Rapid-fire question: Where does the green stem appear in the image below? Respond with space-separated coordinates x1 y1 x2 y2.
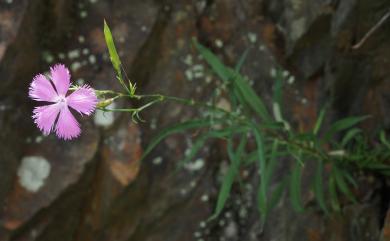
97 89 331 164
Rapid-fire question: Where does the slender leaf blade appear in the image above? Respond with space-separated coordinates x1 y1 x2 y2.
235 49 249 73
268 177 287 211
323 116 370 143
194 40 271 121
313 160 328 213
104 20 128 92
341 128 362 147
329 175 340 212
232 72 272 121
290 161 304 212
313 105 327 135
253 127 268 215
333 166 357 203
193 40 230 83
209 136 242 220
141 119 213 160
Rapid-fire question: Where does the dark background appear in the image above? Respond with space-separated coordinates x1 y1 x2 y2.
0 0 390 240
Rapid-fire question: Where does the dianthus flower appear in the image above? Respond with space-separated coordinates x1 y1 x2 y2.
29 64 97 140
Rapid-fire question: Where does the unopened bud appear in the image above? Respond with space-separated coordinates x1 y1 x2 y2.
97 98 114 108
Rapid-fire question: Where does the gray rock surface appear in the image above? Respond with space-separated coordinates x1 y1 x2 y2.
0 0 389 240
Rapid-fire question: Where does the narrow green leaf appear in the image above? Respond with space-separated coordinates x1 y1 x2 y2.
235 134 249 159
329 175 340 212
104 20 121 74
243 149 289 166
313 160 328 213
141 119 213 160
272 68 283 107
313 105 327 135
265 140 279 186
268 177 288 211
380 131 390 149
179 127 247 168
210 136 243 220
232 72 272 121
290 161 304 212
253 127 268 214
323 116 370 143
342 169 358 188
194 40 271 121
365 162 390 170
332 166 356 203
341 128 362 147
230 50 250 110
104 20 129 92
234 49 249 73
294 132 316 142
193 40 231 83
177 133 211 169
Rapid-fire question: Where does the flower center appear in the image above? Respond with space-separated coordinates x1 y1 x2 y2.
56 95 67 105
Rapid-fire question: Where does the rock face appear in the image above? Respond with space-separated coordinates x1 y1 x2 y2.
0 0 389 240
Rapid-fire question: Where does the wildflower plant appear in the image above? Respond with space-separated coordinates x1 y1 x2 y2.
29 21 390 222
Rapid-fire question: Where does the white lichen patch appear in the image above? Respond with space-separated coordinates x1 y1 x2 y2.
215 39 223 48
205 75 212 84
80 10 88 18
193 64 204 72
239 207 248 219
216 98 231 112
185 69 194 81
71 61 82 72
287 75 295 84
190 180 197 188
247 32 257 43
180 188 188 195
152 156 163 165
17 156 51 192
224 221 238 238
78 35 85 43
259 45 266 51
193 231 202 238
195 0 207 12
199 221 207 228
82 48 90 55
149 118 157 130
225 211 232 218
185 64 205 81
291 0 303 11
270 68 277 78
35 135 43 143
200 194 209 202
185 158 205 171
94 102 115 127
68 49 80 59
88 54 96 64
183 54 193 65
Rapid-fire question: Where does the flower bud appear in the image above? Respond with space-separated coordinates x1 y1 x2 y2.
97 98 115 108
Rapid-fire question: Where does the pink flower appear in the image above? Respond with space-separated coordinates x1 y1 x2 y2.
29 64 98 140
